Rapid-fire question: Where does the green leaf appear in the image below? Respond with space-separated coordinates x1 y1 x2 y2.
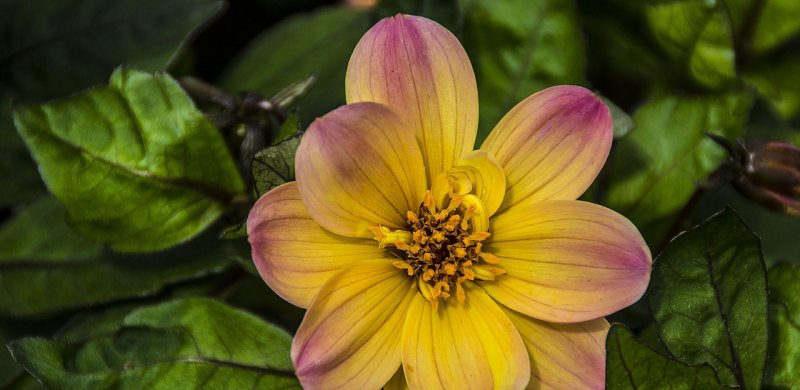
743 54 800 120
3 374 44 389
251 132 302 198
648 209 768 389
220 220 248 240
0 0 225 206
603 91 753 240
460 0 585 143
645 0 737 89
220 6 369 123
273 111 300 145
747 0 800 55
13 68 244 252
0 197 102 261
0 0 223 100
764 262 800 388
606 325 723 389
0 230 232 317
8 298 299 389
603 96 636 138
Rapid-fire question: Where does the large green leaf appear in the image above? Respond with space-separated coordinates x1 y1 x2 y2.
0 0 225 206
8 298 299 389
605 325 723 389
220 6 369 123
645 0 737 89
603 91 753 242
460 0 585 143
13 68 244 252
764 262 800 388
648 209 768 389
0 231 232 318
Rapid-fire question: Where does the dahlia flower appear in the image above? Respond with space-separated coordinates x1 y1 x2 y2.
248 14 651 389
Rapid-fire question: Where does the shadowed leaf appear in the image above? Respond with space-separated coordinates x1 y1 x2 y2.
603 91 753 245
764 262 800 387
8 298 299 389
648 209 768 389
606 325 723 389
460 0 585 143
0 0 225 206
220 6 369 124
251 132 302 198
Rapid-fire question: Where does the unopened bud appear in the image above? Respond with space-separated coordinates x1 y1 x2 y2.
732 141 800 217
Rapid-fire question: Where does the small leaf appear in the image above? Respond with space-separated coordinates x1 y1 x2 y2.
645 0 737 89
764 262 800 387
606 325 723 389
8 298 300 389
251 132 302 198
648 209 768 389
220 220 248 240
0 0 225 206
273 111 300 145
603 91 753 243
602 96 635 138
0 230 232 318
460 0 586 143
13 68 245 252
220 6 369 123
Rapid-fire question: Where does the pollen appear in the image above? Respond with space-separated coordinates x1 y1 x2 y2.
371 190 504 310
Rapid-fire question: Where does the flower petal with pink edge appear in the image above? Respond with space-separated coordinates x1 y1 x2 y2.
296 102 427 238
483 200 651 323
480 86 612 211
292 260 416 390
247 182 389 308
346 14 478 180
402 284 530 390
504 309 609 389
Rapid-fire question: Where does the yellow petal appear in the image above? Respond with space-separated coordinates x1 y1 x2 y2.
296 102 427 238
292 260 417 390
481 86 612 212
247 182 388 308
346 14 478 181
484 200 652 323
402 285 530 390
448 150 506 218
504 309 609 390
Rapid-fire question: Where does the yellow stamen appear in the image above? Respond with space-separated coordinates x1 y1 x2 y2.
378 189 504 310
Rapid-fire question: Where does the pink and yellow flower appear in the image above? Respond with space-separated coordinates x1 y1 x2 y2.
248 14 652 389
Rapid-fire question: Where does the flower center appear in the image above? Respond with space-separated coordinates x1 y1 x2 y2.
370 191 504 309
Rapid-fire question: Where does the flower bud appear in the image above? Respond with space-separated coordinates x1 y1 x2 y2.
733 141 800 216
